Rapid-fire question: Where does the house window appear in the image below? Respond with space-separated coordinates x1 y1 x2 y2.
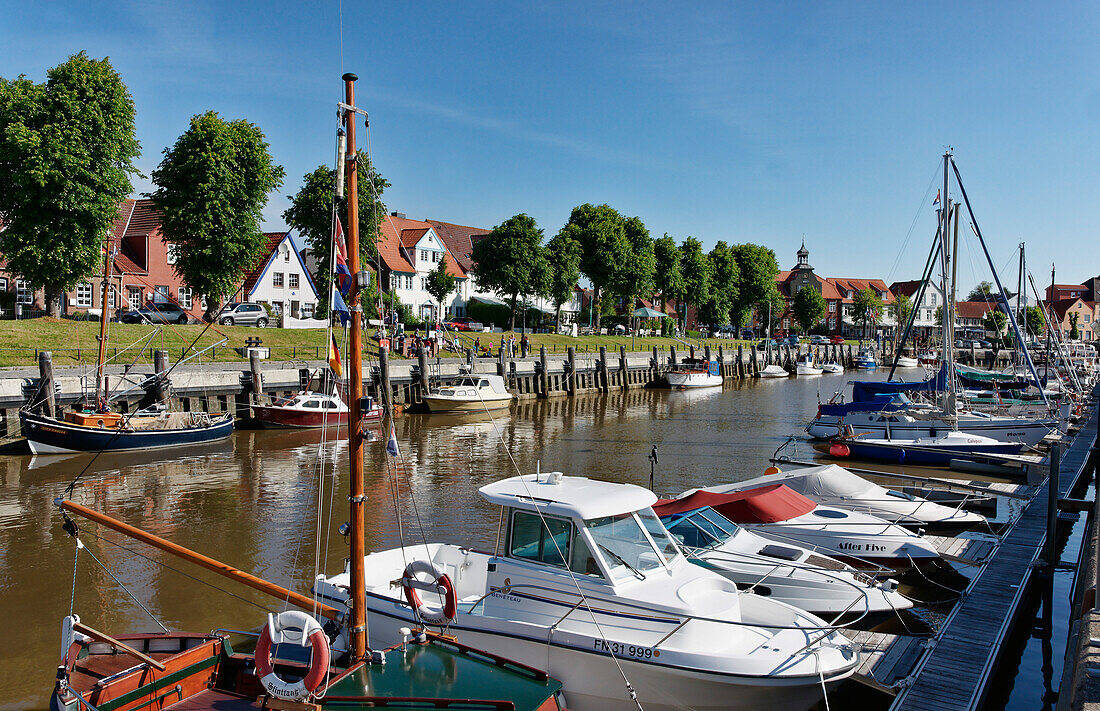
106 286 116 309
75 283 93 307
127 286 143 310
0 277 7 291
16 280 32 305
273 272 284 288
930 294 937 306
782 318 790 330
155 285 169 303
1085 314 1091 324
404 275 413 290
289 273 299 289
829 301 836 312
282 245 290 261
166 243 179 265
433 251 440 263
420 250 429 262
179 287 192 309
302 303 314 318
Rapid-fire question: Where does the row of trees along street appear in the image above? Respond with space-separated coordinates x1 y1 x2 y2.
0 52 795 332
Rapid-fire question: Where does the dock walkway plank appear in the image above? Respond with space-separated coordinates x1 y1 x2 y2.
891 409 1096 711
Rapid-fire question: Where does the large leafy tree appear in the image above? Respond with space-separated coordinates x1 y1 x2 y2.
731 243 781 328
425 255 456 323
852 288 883 338
471 213 550 331
150 111 284 320
700 241 739 326
892 293 912 330
1070 312 1080 340
967 280 995 302
545 231 581 331
679 237 712 329
653 234 685 314
793 286 826 333
613 216 655 307
1022 305 1045 337
0 52 140 316
559 203 629 331
983 308 1007 337
282 163 389 312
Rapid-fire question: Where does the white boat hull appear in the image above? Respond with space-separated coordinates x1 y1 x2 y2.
806 412 1055 446
422 394 512 412
760 365 789 378
795 365 823 376
668 372 723 389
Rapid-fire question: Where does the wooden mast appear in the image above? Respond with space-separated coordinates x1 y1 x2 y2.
342 72 369 660
95 235 113 407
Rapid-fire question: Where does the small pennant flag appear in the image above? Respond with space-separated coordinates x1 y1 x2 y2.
334 216 352 298
932 190 940 207
386 425 400 457
328 332 342 376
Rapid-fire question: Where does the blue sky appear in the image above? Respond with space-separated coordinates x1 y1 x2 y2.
2 1 1098 295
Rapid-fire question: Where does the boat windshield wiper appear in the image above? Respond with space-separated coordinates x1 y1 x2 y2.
596 543 646 580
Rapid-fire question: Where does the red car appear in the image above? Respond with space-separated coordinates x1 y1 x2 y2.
830 335 845 344
446 317 482 331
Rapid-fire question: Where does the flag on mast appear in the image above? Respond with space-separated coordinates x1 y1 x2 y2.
328 331 342 376
386 425 400 457
334 216 352 297
932 190 940 207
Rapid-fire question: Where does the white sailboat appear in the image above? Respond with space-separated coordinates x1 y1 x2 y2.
795 352 823 376
315 473 859 711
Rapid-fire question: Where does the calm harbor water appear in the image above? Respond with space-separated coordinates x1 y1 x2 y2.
0 369 1042 709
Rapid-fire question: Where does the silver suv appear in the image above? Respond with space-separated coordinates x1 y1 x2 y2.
219 302 269 327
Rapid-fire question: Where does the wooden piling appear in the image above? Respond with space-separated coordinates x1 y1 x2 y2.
1047 442 1061 569
670 346 677 368
417 347 429 402
619 345 628 391
249 350 263 405
566 346 576 395
750 344 759 376
38 351 55 418
379 348 392 413
540 346 549 398
153 350 170 404
598 345 609 393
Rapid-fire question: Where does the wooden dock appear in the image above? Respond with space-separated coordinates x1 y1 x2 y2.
889 408 1098 711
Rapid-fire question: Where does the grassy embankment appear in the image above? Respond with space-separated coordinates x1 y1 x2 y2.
0 318 849 369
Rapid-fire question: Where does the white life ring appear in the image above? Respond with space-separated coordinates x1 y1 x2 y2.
401 560 457 625
254 611 329 701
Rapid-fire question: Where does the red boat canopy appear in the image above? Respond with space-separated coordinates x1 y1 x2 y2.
653 484 817 524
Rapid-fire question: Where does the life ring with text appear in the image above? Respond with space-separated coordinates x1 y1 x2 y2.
254 611 330 701
402 559 458 625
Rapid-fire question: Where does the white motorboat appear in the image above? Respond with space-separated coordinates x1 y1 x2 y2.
893 356 920 368
711 464 985 533
852 348 877 369
795 353 823 376
422 374 513 413
821 362 844 373
760 364 790 378
667 358 723 389
672 484 940 567
654 501 912 617
315 473 859 711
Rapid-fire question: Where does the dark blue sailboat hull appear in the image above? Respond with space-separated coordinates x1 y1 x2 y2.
20 410 234 454
837 438 1024 466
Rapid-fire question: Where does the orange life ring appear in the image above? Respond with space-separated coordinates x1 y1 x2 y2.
254 611 330 701
402 560 458 625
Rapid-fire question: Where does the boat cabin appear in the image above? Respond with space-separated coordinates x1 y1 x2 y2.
479 473 683 584
437 374 509 397
271 391 348 412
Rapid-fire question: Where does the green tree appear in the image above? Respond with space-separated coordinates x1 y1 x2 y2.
654 234 685 315
934 305 944 329
793 286 826 333
731 244 781 328
560 203 629 332
425 255 457 323
471 213 550 331
679 237 712 329
0 52 141 316
1070 312 1080 340
757 288 785 335
967 280 995 302
282 163 388 312
983 308 1007 337
1022 305 1045 337
700 241 740 326
150 111 284 320
614 216 655 307
852 288 883 338
545 231 581 331
892 293 912 330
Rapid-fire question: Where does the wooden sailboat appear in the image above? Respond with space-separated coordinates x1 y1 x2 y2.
21 233 232 454
50 73 564 711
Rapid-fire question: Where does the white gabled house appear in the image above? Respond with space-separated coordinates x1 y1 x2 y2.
241 231 320 319
377 214 469 323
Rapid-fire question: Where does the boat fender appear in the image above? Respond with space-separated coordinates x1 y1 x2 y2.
402 560 458 625
254 611 330 702
764 466 781 476
828 443 850 458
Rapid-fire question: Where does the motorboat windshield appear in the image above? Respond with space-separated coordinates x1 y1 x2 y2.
661 507 740 550
584 508 678 579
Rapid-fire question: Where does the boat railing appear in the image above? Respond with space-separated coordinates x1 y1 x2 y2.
464 580 859 639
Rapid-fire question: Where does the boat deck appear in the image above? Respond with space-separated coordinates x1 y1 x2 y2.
850 631 929 696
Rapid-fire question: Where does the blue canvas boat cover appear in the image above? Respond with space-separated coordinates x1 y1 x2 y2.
850 364 949 403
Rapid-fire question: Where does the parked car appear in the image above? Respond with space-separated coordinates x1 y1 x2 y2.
120 302 190 325
740 328 754 339
809 335 828 345
218 302 269 327
785 335 801 346
445 316 483 331
830 336 845 344
756 338 779 350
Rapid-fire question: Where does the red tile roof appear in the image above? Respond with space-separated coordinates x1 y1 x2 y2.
955 301 996 319
241 232 291 297
1045 298 1085 321
399 227 430 249
125 199 163 237
377 214 466 279
427 220 492 272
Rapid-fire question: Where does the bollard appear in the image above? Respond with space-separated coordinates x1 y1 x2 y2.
249 350 264 405
38 351 56 418
619 345 628 391
566 346 576 395
598 345 610 393
689 345 696 361
750 344 759 376
1047 442 1061 570
154 350 170 404
466 347 474 369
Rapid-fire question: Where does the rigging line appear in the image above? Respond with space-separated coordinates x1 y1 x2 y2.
84 529 276 614
885 161 943 286
79 536 170 633
69 537 80 618
470 385 644 709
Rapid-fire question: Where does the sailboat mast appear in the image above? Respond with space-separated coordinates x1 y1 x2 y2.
95 235 113 406
342 72 369 660
939 150 957 416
